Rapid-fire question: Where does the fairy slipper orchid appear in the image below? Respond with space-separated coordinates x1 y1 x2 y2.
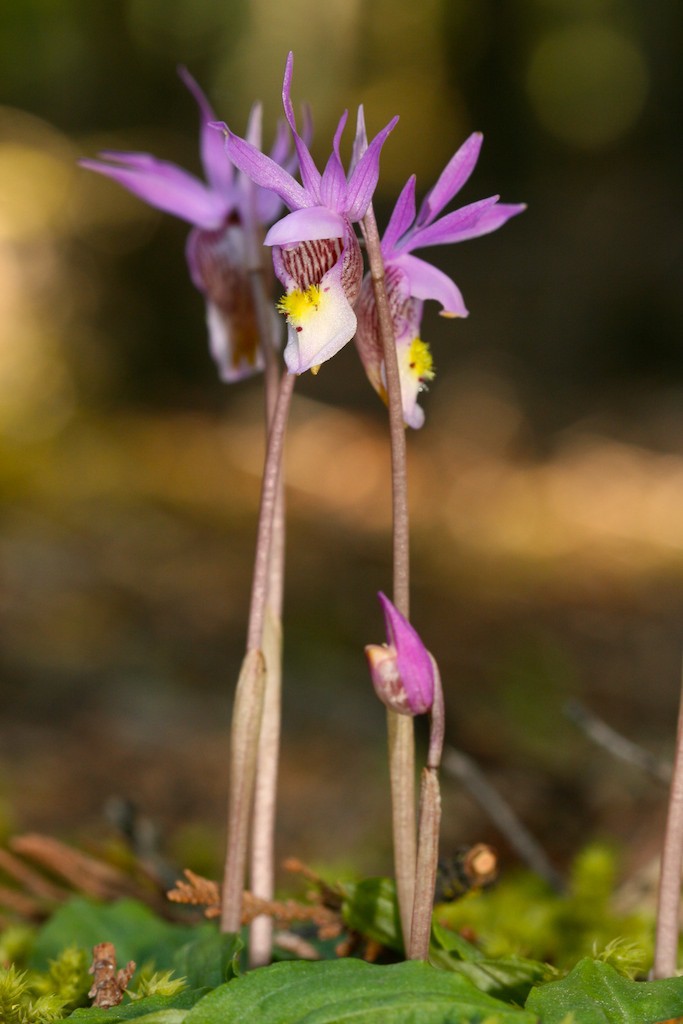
219 52 398 375
365 592 435 716
355 131 526 427
81 69 292 382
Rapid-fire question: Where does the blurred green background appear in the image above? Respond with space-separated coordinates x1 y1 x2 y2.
1 0 682 887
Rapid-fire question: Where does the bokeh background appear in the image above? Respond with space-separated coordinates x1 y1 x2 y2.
2 0 682 887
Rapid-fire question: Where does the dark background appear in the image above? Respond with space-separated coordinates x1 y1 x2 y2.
1 0 682 887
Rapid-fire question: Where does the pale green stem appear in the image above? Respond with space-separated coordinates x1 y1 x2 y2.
362 204 416 951
220 648 266 933
409 768 441 960
409 656 444 960
245 369 294 654
245 224 288 966
249 607 283 965
221 369 295 933
652 666 683 978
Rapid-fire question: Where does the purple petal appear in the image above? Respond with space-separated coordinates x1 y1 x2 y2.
245 101 263 149
320 112 349 211
349 105 368 176
264 206 345 246
345 115 399 222
440 201 527 242
281 52 322 201
222 127 311 211
256 186 285 226
256 117 295 225
415 132 483 228
378 592 434 715
80 153 228 228
381 175 416 256
269 117 292 169
401 195 500 251
178 65 235 197
393 253 468 317
300 103 314 148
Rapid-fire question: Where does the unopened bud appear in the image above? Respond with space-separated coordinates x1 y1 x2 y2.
365 643 413 715
365 593 435 716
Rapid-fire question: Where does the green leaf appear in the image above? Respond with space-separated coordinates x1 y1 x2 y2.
341 878 403 952
430 921 551 1004
30 899 201 973
183 958 537 1023
67 988 203 1022
431 921 485 961
434 954 552 1006
171 929 242 989
525 957 683 1023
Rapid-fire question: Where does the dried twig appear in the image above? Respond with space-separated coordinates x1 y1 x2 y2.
167 868 220 910
566 700 672 784
0 847 67 902
0 884 45 920
282 858 344 909
168 867 342 936
88 942 135 1009
272 931 321 960
443 747 564 892
11 835 144 901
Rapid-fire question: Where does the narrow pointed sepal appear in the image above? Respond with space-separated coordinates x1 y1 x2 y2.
366 593 435 716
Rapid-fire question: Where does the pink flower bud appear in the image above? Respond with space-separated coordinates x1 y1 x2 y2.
365 592 435 715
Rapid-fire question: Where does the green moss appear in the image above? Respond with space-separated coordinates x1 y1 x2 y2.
0 925 35 970
30 946 91 1010
0 965 67 1023
435 844 652 971
128 967 187 1000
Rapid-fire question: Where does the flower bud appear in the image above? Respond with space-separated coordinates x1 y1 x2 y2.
365 592 435 716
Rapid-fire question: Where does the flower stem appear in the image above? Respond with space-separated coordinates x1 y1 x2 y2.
362 204 416 951
220 648 266 933
245 232 288 966
652 665 683 978
245 370 294 654
249 606 282 965
409 656 444 960
220 368 295 934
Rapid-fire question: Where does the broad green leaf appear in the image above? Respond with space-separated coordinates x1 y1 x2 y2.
31 899 201 973
341 877 403 952
171 929 242 989
431 921 485 961
430 921 551 1003
183 958 537 1023
67 988 203 1021
526 957 683 1023
432 954 552 1006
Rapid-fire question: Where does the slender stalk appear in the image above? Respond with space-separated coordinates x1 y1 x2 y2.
220 369 295 933
249 607 282 965
220 648 266 933
409 655 444 959
361 207 410 613
409 768 441 960
249 449 286 966
362 204 416 951
652 667 683 978
245 371 295 654
245 218 288 966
